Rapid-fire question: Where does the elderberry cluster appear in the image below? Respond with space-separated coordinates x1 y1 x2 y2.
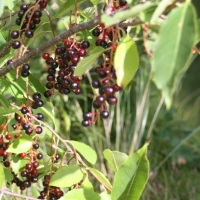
43 39 90 98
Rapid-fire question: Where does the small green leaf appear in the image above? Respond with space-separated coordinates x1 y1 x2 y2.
2 0 14 10
103 149 128 172
88 167 112 190
61 188 101 200
101 2 155 27
74 47 105 76
100 192 111 200
70 141 97 165
111 143 149 200
0 164 5 187
114 35 139 89
7 135 33 154
152 2 198 108
54 0 86 18
11 156 29 174
50 165 83 187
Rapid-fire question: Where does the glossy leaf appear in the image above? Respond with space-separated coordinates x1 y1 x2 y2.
7 135 33 154
0 1 4 17
0 32 6 49
114 35 139 89
74 47 105 76
70 141 97 165
54 0 86 18
50 165 83 187
89 0 100 5
152 2 199 108
88 167 112 190
111 144 149 200
101 1 155 27
103 149 128 172
61 188 101 200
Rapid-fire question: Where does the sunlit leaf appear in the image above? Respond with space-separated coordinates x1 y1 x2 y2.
50 165 83 187
70 141 97 165
114 35 139 89
88 167 112 190
103 149 128 172
74 47 105 76
111 143 149 200
7 135 33 154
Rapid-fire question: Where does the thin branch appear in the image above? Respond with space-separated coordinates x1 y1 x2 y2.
9 103 112 192
0 188 42 200
0 17 100 77
0 39 13 58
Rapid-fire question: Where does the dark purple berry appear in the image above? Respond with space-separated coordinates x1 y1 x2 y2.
82 120 90 127
100 110 109 119
82 41 90 49
25 30 34 38
21 107 28 114
12 40 21 49
11 30 19 39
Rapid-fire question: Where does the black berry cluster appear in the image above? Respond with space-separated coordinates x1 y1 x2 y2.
12 93 44 135
42 39 90 98
38 175 64 199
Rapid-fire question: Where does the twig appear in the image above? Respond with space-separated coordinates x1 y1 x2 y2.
9 103 112 192
0 17 100 77
0 188 42 200
0 39 13 58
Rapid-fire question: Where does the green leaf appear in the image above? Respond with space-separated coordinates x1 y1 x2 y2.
101 1 155 27
89 0 100 5
103 149 128 172
74 47 105 76
152 2 198 108
111 143 149 200
100 192 111 200
0 94 9 108
80 176 94 190
114 35 139 89
88 167 112 190
151 0 176 22
54 0 86 18
7 135 33 154
61 188 101 200
0 164 5 187
0 32 6 49
4 167 13 182
11 156 29 174
0 1 4 17
2 0 14 10
70 141 97 165
50 165 83 187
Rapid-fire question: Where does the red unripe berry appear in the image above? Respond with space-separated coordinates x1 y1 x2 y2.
20 153 26 159
42 53 50 60
1 124 6 130
5 134 12 140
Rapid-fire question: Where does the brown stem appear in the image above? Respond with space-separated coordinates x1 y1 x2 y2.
0 40 13 59
0 17 100 77
9 103 112 191
0 188 42 200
